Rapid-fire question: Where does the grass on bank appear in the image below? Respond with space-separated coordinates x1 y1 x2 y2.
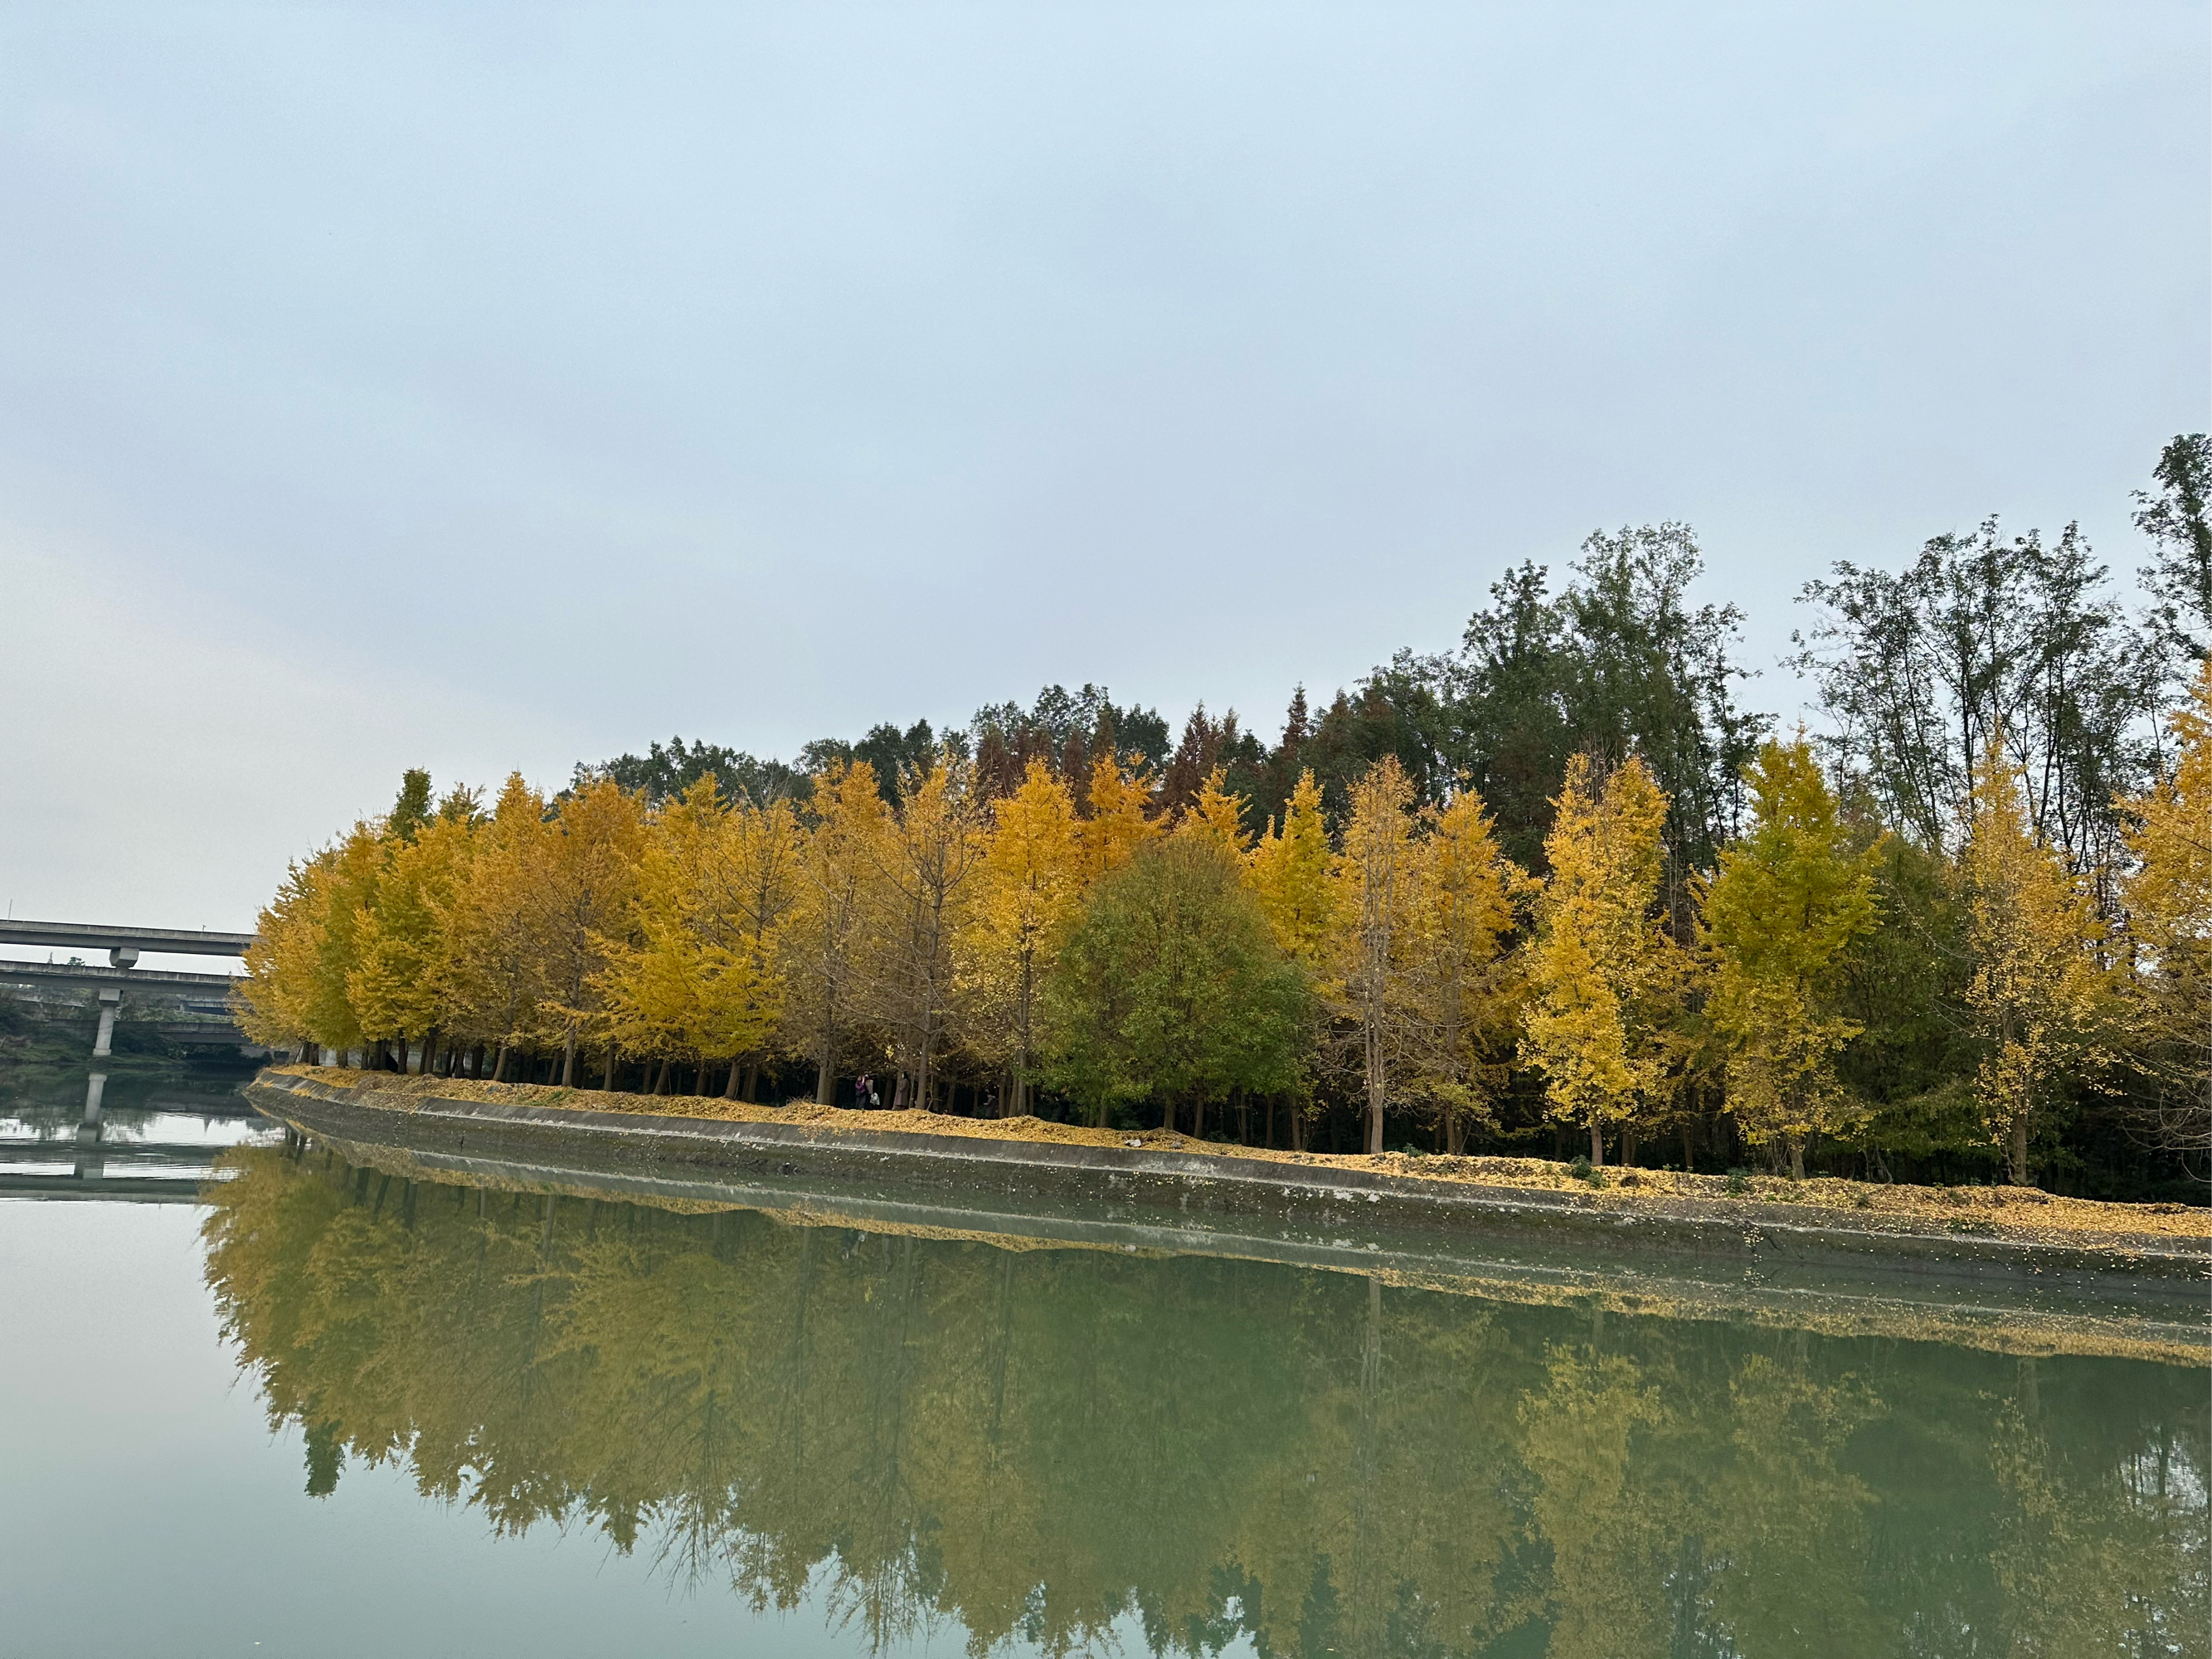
272 1065 2210 1250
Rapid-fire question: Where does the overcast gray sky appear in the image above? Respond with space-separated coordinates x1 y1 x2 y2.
3 2 2205 951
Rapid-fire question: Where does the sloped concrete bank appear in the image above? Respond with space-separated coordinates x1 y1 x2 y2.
246 1070 2208 1317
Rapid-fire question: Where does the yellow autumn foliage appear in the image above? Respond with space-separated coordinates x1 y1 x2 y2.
1700 737 1879 1175
1960 747 2112 1184
1250 770 1335 966
1519 754 1687 1164
2116 659 2212 1146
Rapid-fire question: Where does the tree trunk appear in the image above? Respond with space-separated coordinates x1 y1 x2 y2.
601 1047 615 1091
560 1026 576 1086
2010 1113 2030 1185
742 1062 758 1102
1788 1136 1806 1181
815 1056 833 1107
491 1043 508 1082
1365 1041 1386 1155
1681 1120 1694 1173
1589 1116 1604 1168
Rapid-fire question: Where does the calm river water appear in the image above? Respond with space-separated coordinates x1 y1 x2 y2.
1 1076 2205 1657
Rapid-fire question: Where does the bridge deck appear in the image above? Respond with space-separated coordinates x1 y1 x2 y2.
0 961 243 995
0 919 255 957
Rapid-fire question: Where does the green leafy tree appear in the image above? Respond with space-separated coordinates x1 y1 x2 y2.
1793 519 2159 898
576 735 802 806
2134 432 2212 669
1043 838 1309 1131
1827 824 1983 1176
1442 528 1764 903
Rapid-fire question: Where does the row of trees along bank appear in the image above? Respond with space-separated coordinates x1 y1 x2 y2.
238 440 2212 1197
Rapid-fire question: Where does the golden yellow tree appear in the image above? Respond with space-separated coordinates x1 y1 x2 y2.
528 776 646 1084
1075 751 1159 883
2116 659 2212 1150
597 778 796 1096
715 787 804 1097
1961 747 2112 1185
1329 757 1422 1154
350 796 479 1073
1250 769 1335 966
1177 766 1253 864
233 856 322 1056
964 761 1081 1115
782 761 890 1104
440 773 552 1080
858 755 984 1110
1700 738 1879 1177
235 825 383 1061
1519 754 1685 1166
1401 787 1524 1153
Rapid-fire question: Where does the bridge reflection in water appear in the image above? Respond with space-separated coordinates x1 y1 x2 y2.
0 1073 274 1200
200 1138 2212 1659
0 917 264 1193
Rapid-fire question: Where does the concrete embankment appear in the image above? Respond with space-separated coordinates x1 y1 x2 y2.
247 1069 2208 1339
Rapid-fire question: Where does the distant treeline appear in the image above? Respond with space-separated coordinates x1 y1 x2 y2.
238 436 2211 1196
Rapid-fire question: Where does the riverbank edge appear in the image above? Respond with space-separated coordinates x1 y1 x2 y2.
248 1069 2209 1297
265 1117 2207 1366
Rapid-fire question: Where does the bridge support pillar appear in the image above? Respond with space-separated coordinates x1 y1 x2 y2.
92 987 121 1058
77 1072 106 1146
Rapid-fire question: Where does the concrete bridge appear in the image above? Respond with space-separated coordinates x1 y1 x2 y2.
0 918 256 968
1 918 270 1202
1 913 265 1078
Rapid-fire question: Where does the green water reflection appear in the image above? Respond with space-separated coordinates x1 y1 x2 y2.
202 1143 2209 1657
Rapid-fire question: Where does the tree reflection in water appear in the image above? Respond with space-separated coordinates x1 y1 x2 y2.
202 1144 2209 1657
